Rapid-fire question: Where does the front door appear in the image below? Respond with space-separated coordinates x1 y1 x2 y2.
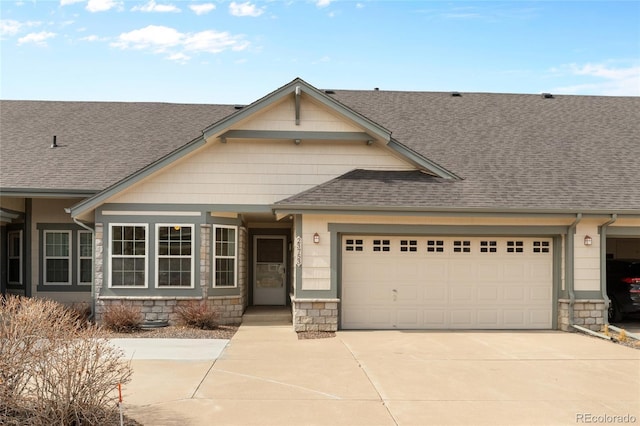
253 235 287 305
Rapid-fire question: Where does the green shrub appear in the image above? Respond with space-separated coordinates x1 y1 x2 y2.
175 301 220 330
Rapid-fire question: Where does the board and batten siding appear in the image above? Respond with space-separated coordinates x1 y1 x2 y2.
235 93 363 133
109 139 412 205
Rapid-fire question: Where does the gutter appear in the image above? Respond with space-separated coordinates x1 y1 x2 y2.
566 213 582 327
72 216 96 321
599 214 617 325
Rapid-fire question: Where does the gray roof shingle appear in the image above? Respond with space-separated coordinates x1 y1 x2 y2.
2 87 639 212
278 91 640 212
0 101 235 191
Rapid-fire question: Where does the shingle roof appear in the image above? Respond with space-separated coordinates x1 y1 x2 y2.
278 91 640 212
2 87 639 212
0 100 235 191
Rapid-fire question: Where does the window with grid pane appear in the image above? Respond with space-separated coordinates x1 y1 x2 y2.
157 225 193 287
111 225 146 287
44 231 70 284
78 231 93 284
214 226 237 287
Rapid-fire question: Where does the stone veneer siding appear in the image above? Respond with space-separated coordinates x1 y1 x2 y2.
292 298 339 332
96 296 243 325
558 299 606 332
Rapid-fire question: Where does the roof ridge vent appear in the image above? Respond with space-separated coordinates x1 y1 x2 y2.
324 89 335 94
451 91 462 97
234 105 245 109
541 93 554 99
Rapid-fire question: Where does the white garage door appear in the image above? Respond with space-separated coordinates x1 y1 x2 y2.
341 236 553 330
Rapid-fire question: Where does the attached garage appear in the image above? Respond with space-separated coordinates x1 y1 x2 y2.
341 236 554 330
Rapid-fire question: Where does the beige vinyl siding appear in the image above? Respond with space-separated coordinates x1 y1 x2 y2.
0 197 25 212
573 220 604 292
110 139 412 205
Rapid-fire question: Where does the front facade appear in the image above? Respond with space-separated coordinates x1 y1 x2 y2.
2 78 639 332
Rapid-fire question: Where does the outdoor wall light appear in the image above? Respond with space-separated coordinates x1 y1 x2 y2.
584 235 593 246
313 233 320 244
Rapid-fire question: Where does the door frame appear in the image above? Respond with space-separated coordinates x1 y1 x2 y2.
249 230 291 306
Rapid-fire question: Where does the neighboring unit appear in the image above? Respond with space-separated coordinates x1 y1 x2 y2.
1 78 639 332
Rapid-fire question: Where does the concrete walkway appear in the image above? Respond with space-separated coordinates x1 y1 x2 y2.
119 325 640 426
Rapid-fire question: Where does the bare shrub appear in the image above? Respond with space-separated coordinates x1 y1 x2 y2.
0 295 132 425
102 302 143 333
175 301 220 330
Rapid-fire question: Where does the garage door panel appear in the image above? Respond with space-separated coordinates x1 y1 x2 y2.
477 311 499 326
477 287 499 301
342 236 553 330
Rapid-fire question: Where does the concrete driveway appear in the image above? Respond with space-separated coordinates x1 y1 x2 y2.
120 326 640 426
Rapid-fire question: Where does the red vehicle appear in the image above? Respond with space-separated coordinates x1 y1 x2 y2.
607 259 640 322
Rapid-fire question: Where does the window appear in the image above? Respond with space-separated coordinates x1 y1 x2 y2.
373 239 390 252
507 241 524 253
400 240 418 252
157 225 193 288
7 230 22 285
533 241 550 253
78 231 93 285
44 231 71 284
214 226 237 287
110 225 147 287
453 240 471 253
345 239 364 252
480 240 497 253
427 240 444 253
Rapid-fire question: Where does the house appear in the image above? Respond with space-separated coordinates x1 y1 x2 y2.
1 78 639 332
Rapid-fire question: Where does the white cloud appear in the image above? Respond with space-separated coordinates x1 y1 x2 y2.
229 2 264 17
189 3 216 15
316 0 331 8
86 0 121 12
167 52 190 63
60 0 85 5
131 0 180 13
1 20 24 36
1 19 41 37
111 25 183 52
184 30 248 53
80 34 106 42
551 62 640 96
356 3 364 9
17 31 56 46
111 25 249 60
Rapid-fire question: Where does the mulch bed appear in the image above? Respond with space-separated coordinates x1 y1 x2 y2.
99 324 239 339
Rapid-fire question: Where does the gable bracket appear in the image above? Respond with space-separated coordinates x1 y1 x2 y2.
218 130 376 143
295 85 301 125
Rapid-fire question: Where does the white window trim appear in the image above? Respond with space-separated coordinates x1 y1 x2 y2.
155 224 195 289
78 231 93 286
213 224 238 288
7 230 22 285
109 223 149 289
43 230 72 285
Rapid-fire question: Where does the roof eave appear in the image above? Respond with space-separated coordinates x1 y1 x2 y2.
273 204 640 217
0 188 99 198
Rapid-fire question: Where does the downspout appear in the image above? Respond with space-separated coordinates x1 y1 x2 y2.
566 213 582 327
599 214 617 325
72 216 96 321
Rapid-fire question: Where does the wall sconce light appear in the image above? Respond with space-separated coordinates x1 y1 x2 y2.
313 233 320 244
584 235 592 246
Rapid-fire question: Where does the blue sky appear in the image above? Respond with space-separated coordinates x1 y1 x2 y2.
1 1 639 104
